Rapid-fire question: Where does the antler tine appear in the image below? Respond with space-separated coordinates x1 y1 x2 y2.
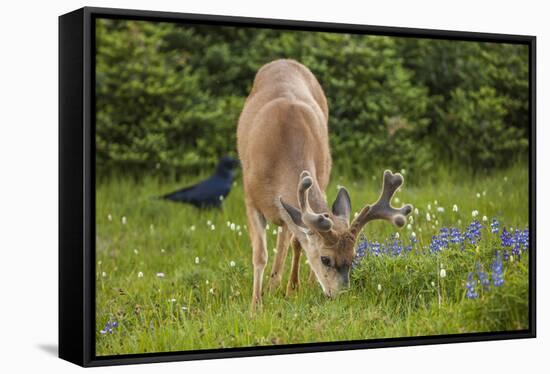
297 170 333 233
350 170 413 237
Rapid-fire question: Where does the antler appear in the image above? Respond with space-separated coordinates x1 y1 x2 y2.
349 170 413 237
298 171 334 233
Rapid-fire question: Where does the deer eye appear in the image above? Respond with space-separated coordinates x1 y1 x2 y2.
320 256 331 267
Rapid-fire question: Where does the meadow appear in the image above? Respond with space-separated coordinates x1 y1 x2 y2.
95 163 530 356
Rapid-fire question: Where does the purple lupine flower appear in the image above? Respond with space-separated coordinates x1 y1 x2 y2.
476 263 490 290
387 234 403 256
466 272 478 299
491 252 505 287
450 228 463 244
429 235 444 253
353 234 368 267
100 320 118 335
464 221 482 245
501 228 513 247
491 218 500 234
370 241 381 257
439 228 450 248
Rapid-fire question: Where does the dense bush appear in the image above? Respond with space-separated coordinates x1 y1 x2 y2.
95 19 529 179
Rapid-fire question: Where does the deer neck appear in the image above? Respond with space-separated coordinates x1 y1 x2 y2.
307 181 329 214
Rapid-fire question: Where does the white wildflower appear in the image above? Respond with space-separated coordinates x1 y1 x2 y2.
409 215 414 224
482 215 488 222
238 231 242 236
437 207 445 213
207 220 212 226
411 232 417 238
195 257 200 264
452 204 458 212
476 192 481 198
377 284 382 292
431 281 436 287
237 225 241 231
230 261 236 267
209 288 214 294
427 204 432 211
101 271 107 277
472 210 479 218
190 225 196 231
107 214 112 221
121 216 127 225
414 208 419 215
400 168 406 175
395 232 400 239
156 272 165 278
273 229 277 235
219 195 224 201
133 248 139 255
407 224 412 230
435 220 439 226
169 298 176 303
426 213 431 222
210 224 215 231
138 271 144 278
440 269 447 278
434 200 438 206
230 223 236 231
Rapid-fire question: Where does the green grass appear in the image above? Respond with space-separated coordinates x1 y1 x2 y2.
95 163 529 355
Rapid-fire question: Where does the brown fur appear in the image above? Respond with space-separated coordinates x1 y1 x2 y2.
237 59 412 309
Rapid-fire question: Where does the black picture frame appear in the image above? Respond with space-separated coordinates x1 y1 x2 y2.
59 6 537 367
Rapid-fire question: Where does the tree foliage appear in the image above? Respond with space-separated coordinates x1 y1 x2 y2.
95 19 529 178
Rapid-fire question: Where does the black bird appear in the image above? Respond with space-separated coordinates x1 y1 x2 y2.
160 156 240 208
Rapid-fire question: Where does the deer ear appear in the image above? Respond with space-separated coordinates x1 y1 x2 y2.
279 197 307 229
332 187 351 221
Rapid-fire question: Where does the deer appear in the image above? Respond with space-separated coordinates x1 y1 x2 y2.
237 59 412 309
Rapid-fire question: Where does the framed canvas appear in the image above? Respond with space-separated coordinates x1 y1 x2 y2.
59 6 536 367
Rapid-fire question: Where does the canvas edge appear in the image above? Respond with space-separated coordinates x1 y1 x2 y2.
57 6 537 368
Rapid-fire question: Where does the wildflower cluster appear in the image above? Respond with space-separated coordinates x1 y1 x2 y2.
99 320 118 335
464 252 506 299
353 233 413 265
500 227 529 259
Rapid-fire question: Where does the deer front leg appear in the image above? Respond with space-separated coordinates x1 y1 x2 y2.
268 226 291 292
247 205 267 311
286 236 302 296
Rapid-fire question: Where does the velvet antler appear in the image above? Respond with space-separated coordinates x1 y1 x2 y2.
349 170 412 237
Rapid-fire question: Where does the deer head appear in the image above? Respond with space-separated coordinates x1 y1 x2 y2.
279 170 412 297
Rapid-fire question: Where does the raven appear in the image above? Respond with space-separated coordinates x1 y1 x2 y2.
160 156 240 208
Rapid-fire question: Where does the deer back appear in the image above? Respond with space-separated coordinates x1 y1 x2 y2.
237 59 331 224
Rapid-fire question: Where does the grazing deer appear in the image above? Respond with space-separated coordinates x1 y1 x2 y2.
237 59 412 309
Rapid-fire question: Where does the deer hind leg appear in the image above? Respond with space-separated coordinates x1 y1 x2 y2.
268 225 291 292
247 205 267 311
286 236 302 296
